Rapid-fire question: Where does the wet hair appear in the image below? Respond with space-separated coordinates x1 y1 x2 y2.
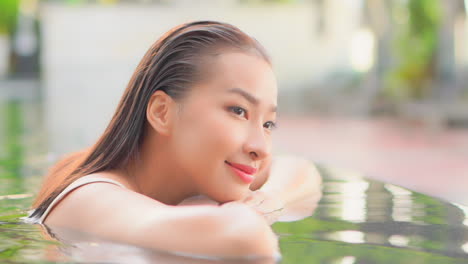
31 20 271 218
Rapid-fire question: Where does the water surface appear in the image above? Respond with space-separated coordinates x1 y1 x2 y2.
1 167 467 263
1 88 467 263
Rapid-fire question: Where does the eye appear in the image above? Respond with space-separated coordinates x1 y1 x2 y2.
228 106 247 118
264 121 277 130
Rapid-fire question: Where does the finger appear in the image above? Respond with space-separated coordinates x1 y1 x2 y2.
263 208 284 225
242 191 266 205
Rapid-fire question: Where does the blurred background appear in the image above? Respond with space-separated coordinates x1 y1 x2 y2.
1 0 467 206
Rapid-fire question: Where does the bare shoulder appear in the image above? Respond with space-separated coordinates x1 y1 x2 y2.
44 174 164 232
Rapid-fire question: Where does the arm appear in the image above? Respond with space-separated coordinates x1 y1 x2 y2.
44 183 279 259
177 155 322 224
135 202 279 258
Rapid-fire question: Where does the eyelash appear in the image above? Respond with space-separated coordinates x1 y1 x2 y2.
228 106 277 130
264 121 277 130
229 106 247 117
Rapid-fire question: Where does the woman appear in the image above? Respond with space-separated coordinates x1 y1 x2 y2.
27 21 322 260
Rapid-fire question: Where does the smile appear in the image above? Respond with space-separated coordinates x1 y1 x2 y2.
225 161 257 184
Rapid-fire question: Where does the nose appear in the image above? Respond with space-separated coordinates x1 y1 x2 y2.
243 124 271 162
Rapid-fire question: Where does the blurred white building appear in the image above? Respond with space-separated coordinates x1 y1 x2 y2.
40 0 370 155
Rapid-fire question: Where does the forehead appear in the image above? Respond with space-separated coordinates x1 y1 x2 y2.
191 52 278 105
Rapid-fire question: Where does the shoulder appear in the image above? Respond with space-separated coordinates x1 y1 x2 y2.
44 172 161 228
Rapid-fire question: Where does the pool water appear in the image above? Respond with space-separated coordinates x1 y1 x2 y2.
275 166 468 264
1 95 467 263
1 165 467 263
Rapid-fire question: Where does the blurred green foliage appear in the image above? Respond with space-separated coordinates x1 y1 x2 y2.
41 0 300 5
0 0 20 35
0 101 24 178
385 0 441 101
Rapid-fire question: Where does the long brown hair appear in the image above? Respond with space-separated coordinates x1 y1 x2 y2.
31 20 271 218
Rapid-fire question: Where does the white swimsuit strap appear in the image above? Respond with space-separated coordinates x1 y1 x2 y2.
36 176 126 224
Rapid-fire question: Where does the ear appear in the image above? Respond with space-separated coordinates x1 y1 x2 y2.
146 90 176 136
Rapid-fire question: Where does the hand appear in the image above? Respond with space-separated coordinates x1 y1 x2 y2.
241 190 285 225
251 156 323 223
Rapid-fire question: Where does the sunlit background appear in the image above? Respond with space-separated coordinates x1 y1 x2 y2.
1 0 468 203
1 0 468 206
1 1 468 262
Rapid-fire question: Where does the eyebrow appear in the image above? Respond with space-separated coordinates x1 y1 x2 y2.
227 87 277 112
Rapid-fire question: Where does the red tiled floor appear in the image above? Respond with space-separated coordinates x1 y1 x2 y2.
274 115 468 205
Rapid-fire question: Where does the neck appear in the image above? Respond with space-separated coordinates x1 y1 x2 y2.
124 132 198 206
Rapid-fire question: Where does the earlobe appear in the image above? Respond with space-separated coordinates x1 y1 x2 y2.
146 90 175 136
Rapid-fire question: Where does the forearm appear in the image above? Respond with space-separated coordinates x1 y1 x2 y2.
138 204 278 258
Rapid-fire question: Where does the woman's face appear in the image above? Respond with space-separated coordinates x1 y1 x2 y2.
171 51 278 203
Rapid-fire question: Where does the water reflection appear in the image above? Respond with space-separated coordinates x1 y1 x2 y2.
340 256 356 264
0 100 24 178
40 225 280 264
326 230 365 244
1 208 280 264
462 242 468 254
1 166 468 263
388 234 409 247
385 184 414 222
340 181 368 223
272 165 468 263
453 203 468 226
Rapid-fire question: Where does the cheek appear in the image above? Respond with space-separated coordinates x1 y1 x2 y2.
175 107 245 170
207 118 243 150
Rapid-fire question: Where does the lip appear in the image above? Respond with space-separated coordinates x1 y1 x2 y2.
225 161 257 184
225 161 257 175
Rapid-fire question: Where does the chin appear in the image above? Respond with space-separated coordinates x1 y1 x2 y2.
215 187 250 203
